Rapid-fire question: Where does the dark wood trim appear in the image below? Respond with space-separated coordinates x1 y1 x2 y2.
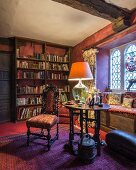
11 37 17 122
13 36 73 48
0 37 12 45
83 23 136 50
46 42 72 48
13 36 45 44
52 0 130 21
97 23 136 49
0 50 12 54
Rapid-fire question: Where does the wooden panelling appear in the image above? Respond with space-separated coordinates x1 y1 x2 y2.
100 111 136 134
0 52 11 122
110 113 135 133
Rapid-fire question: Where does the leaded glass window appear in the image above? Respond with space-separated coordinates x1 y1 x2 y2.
110 49 121 89
124 44 136 90
110 41 136 91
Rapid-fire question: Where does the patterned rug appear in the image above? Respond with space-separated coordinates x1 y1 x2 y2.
0 124 135 170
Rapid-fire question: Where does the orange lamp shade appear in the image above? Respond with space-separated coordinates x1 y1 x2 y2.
68 62 93 81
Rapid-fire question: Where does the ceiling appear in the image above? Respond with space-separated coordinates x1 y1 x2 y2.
0 0 136 46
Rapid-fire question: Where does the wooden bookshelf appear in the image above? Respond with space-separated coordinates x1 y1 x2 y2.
11 37 46 121
45 43 71 101
11 37 72 121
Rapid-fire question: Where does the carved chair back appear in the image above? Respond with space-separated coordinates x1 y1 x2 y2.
42 85 59 116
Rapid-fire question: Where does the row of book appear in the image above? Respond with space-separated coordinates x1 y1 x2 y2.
63 85 70 92
58 85 70 93
17 85 44 94
17 70 45 79
46 62 69 71
17 96 42 106
17 60 45 69
46 54 69 62
46 72 68 80
17 107 42 120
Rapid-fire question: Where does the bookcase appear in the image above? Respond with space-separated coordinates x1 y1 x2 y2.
11 37 46 121
11 37 71 122
46 43 71 103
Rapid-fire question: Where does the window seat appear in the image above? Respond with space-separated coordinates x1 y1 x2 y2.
100 92 136 134
109 105 136 116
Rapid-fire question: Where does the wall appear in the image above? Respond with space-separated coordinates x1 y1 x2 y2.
71 24 114 63
96 49 110 91
71 10 136 91
71 24 114 91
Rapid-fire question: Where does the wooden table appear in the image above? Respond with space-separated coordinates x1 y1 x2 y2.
64 103 110 156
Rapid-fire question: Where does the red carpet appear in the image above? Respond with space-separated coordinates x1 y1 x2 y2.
0 121 106 140
0 121 37 137
0 124 136 170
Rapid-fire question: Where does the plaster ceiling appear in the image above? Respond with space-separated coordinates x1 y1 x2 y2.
105 0 136 10
0 0 135 46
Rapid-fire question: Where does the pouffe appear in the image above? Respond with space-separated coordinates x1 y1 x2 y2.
106 130 136 160
78 134 96 164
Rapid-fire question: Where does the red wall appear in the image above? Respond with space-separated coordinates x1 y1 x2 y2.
71 10 136 91
71 24 114 62
96 49 110 91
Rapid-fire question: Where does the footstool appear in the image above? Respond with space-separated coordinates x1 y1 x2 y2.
105 130 136 160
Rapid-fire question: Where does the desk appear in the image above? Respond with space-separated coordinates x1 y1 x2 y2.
65 103 110 156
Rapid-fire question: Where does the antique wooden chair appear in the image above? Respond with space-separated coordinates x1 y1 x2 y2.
26 85 59 151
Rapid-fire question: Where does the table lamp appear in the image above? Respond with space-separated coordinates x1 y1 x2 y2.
68 62 93 103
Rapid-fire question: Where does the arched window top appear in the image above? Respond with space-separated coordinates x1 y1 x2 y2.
124 44 136 72
111 49 121 58
124 44 136 55
110 49 121 89
124 44 136 90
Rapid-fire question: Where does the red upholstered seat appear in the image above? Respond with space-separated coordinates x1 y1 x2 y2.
26 114 59 129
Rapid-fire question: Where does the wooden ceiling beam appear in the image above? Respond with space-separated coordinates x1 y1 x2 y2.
52 0 130 21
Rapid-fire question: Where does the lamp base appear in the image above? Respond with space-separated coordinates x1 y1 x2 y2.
72 79 88 103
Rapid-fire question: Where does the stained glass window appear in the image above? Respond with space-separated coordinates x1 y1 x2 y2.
110 49 121 89
124 44 136 90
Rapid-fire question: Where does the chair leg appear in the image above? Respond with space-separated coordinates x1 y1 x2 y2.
27 127 30 146
40 128 44 135
57 123 59 140
47 129 51 151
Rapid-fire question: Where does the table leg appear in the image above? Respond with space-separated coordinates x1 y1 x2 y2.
94 110 101 156
64 109 74 152
69 109 74 150
80 110 84 143
85 110 88 134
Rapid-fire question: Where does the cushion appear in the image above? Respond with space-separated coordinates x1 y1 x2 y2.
109 105 136 116
122 97 133 108
102 92 109 104
133 98 136 108
26 114 59 128
108 93 122 105
124 92 136 108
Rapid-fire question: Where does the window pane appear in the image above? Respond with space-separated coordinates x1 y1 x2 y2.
124 44 136 90
110 49 121 89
